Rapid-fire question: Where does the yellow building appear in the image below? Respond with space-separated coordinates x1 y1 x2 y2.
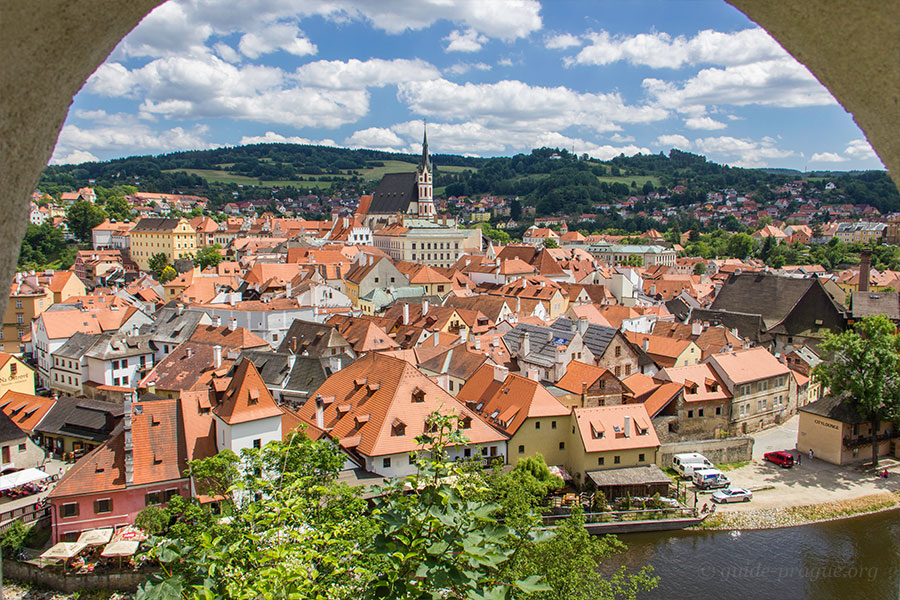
129 217 197 271
0 353 35 395
798 395 900 465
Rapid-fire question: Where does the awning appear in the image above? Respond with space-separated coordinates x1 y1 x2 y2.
77 528 113 546
548 465 573 482
41 541 88 561
101 540 139 558
0 467 49 491
111 525 147 543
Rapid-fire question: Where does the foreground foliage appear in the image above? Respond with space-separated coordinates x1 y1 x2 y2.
138 417 656 600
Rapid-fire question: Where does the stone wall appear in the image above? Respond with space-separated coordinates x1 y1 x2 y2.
657 436 754 467
4 560 150 592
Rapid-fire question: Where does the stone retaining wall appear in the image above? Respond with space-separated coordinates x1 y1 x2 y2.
657 437 754 467
4 560 150 592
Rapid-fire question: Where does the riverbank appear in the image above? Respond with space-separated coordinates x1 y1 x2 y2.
696 490 900 530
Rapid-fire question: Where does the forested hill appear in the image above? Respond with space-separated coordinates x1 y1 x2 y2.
39 145 900 215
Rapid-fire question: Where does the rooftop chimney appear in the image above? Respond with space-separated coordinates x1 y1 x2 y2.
422 300 429 315
492 364 509 382
213 315 222 327
287 351 296 371
433 331 440 346
623 415 631 438
403 303 409 325
176 304 184 316
642 338 649 352
474 336 481 351
214 345 222 369
186 347 193 359
691 321 703 337
859 248 872 293
229 317 237 331
123 392 135 486
521 331 531 357
577 317 589 335
315 394 325 429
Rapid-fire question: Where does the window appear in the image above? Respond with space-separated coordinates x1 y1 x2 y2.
146 492 161 506
688 410 693 418
9 363 16 376
382 457 391 468
374 277 379 283
698 409 704 417
16 314 23 324
759 380 768 392
253 439 261 449
558 442 565 450
113 360 119 370
15 300 22 309
534 420 541 430
615 366 621 377
551 420 557 430
614 455 621 464
625 364 631 376
113 378 120 386
18 443 26 452
518 445 525 454
165 489 179 502
62 503 79 518
715 406 722 415
615 346 621 357
638 453 645 462
597 457 605 466
94 498 112 514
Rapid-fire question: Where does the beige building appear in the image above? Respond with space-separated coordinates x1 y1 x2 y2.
708 347 795 434
567 404 660 483
373 218 481 269
3 271 84 353
798 395 900 465
587 243 677 267
0 353 35 396
129 217 197 271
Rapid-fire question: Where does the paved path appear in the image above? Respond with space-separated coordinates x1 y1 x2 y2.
696 417 900 513
0 458 71 517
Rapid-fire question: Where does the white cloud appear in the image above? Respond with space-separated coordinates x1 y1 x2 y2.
498 57 514 67
444 28 488 53
810 152 847 163
567 28 785 69
545 33 582 50
397 78 668 135
655 134 691 149
345 127 405 151
52 118 214 163
610 133 635 143
50 150 100 165
684 116 727 130
85 63 138 97
213 42 242 64
643 58 836 112
239 131 337 146
445 62 492 76
238 22 317 59
844 138 877 160
693 135 794 168
295 58 440 89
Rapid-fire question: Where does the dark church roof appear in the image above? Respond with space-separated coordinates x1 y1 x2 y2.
368 172 417 215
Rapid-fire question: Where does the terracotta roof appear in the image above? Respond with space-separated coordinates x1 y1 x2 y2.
212 359 283 425
708 347 791 385
641 382 683 417
297 353 505 458
189 325 269 350
0 391 56 432
555 361 612 395
657 363 732 404
573 404 660 453
179 391 217 462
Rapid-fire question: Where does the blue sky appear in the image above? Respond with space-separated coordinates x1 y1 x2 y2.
52 0 882 171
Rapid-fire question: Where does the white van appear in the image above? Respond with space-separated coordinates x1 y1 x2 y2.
672 453 713 477
692 468 730 490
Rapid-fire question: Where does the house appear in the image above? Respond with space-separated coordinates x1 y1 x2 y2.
295 353 507 477
239 349 352 409
343 256 409 307
694 273 846 352
549 361 627 409
556 317 641 379
708 347 795 434
46 394 196 543
502 321 594 383
128 217 197 271
654 363 732 441
418 344 495 395
0 352 36 396
797 395 900 465
211 359 285 455
34 397 123 458
624 332 701 368
139 305 212 363
0 410 46 472
567 404 660 484
456 364 572 468
277 319 356 359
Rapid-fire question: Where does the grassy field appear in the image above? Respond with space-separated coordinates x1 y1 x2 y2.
597 175 661 187
165 160 476 188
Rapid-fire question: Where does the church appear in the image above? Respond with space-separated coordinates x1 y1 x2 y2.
357 128 436 230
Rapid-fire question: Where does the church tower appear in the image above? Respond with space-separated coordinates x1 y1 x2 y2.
416 126 435 219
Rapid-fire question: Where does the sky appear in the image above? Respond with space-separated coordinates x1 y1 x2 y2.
51 0 884 171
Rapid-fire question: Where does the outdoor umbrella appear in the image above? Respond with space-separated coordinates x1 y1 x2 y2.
101 540 140 568
77 528 113 546
40 541 87 568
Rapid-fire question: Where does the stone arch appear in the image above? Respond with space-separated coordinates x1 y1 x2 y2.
1 0 897 318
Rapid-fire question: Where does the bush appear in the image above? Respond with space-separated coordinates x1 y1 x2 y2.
135 505 170 535
591 490 608 512
0 519 28 554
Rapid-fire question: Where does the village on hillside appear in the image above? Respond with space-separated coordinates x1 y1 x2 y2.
2 136 899 578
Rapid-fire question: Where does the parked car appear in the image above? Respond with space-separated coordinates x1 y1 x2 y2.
764 451 795 468
711 488 753 503
693 468 731 490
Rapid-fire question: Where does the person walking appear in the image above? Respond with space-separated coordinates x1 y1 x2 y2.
797 452 801 466
809 449 814 461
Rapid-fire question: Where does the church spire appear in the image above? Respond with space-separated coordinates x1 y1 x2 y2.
419 122 431 173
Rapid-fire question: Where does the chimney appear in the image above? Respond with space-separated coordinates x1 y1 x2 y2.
474 336 481 351
491 336 499 348
403 303 409 325
286 281 292 297
460 328 468 343
623 415 631 438
329 356 342 373
315 394 325 429
577 317 589 335
642 338 649 352
859 249 872 292
516 296 521 314
492 364 509 382
650 285 657 296
422 300 429 315
123 392 135 486
521 331 531 357
691 321 703 337
177 304 184 316
186 347 193 359
581 382 588 408
214 315 221 327
214 345 222 369
433 331 440 346
287 351 296 371
229 317 237 332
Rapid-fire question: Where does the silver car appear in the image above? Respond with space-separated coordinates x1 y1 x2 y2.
711 488 752 503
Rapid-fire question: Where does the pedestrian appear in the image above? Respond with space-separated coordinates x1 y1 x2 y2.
809 449 814 461
797 452 801 465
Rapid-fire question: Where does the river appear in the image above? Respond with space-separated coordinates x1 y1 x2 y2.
609 509 900 600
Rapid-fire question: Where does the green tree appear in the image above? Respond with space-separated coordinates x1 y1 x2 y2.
194 244 224 270
542 238 559 249
148 253 169 278
135 506 170 536
621 255 643 267
510 199 522 221
693 262 707 275
104 195 133 222
66 200 107 243
726 232 754 260
814 315 900 466
479 223 511 245
159 265 177 284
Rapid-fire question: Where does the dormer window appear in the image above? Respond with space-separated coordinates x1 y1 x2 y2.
391 418 406 437
460 416 472 429
412 387 426 403
248 389 259 405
